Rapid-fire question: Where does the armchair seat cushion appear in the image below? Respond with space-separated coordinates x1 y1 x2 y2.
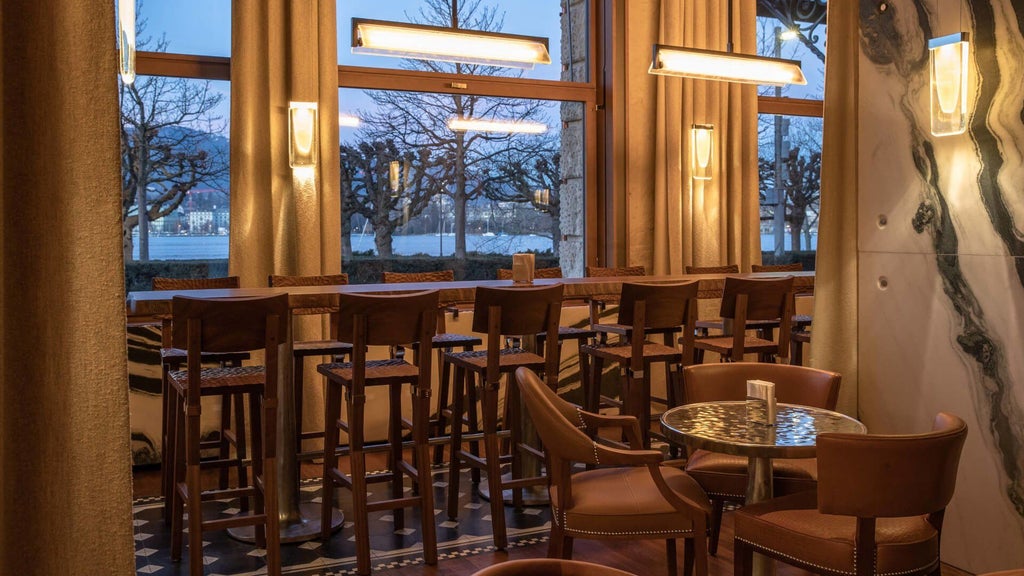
551 466 711 538
735 491 939 576
685 449 818 499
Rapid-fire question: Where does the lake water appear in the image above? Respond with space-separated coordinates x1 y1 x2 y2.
133 232 816 260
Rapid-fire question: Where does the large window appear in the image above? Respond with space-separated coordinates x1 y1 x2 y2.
125 2 232 290
756 0 826 267
338 0 596 281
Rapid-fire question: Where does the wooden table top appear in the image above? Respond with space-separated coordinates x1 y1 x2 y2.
126 271 814 320
660 400 865 459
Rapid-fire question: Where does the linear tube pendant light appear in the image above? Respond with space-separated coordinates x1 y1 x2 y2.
447 117 548 134
649 0 806 86
929 32 970 136
352 18 551 70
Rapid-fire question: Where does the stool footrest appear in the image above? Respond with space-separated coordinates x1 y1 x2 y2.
202 513 267 532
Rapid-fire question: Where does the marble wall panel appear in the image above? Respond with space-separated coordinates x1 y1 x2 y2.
860 0 1024 570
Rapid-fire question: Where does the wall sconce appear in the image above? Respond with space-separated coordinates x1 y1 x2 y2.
929 32 970 136
352 18 550 70
533 189 550 205
691 124 714 181
288 102 318 169
118 0 136 84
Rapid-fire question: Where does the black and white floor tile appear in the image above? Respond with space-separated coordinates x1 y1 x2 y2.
133 468 551 575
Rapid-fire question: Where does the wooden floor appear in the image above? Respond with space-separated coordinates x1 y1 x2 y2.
132 462 973 576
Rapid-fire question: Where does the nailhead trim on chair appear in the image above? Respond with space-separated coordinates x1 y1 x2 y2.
735 537 937 576
575 408 587 430
554 506 696 537
591 442 600 465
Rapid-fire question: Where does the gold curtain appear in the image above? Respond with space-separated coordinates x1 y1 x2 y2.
0 0 135 573
229 0 341 286
230 0 341 436
622 0 760 275
810 0 858 415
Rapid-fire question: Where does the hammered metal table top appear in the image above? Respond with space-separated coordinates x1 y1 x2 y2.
660 401 866 459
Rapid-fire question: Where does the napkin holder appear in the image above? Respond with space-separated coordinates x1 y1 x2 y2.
511 253 535 284
746 379 777 426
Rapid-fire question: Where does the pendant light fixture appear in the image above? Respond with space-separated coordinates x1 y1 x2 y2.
117 0 136 84
447 117 548 134
352 18 550 70
928 0 970 136
649 0 806 86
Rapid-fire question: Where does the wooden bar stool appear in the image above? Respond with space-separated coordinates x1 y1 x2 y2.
498 266 597 389
154 276 249 523
580 281 700 448
444 284 563 550
382 270 482 465
167 294 286 576
584 265 646 325
317 290 440 576
268 274 353 460
684 265 739 341
692 276 795 364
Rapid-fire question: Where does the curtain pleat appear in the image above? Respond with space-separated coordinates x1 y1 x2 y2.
230 0 341 436
810 1 859 415
624 0 760 275
0 1 135 573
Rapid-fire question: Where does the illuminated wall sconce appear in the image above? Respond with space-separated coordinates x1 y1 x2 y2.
929 32 970 136
533 188 550 205
691 124 714 181
289 102 319 169
118 0 136 84
352 18 551 70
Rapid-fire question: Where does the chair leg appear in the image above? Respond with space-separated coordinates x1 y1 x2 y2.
433 347 451 466
481 378 508 550
447 366 466 521
666 538 678 576
294 353 305 455
249 393 266 550
413 382 438 566
708 499 725 556
170 392 185 561
547 519 565 558
186 414 204 576
682 538 695 576
507 373 524 510
218 392 232 490
261 391 281 576
320 380 342 541
161 364 174 525
234 389 248 510
349 397 372 576
734 538 754 576
466 373 481 485
561 535 574 560
388 383 405 530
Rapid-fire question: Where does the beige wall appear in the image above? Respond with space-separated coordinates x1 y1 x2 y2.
0 1 136 574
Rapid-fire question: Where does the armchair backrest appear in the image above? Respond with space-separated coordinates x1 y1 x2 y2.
816 412 967 519
681 362 840 409
515 367 602 466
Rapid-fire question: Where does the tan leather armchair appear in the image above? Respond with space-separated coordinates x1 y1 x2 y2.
734 412 968 576
516 367 711 576
680 362 841 555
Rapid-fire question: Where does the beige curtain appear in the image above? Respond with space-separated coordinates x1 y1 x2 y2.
231 0 341 434
230 0 341 286
810 1 858 416
623 0 761 275
0 1 135 574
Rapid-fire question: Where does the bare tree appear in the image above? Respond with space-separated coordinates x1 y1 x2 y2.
490 138 561 254
340 139 439 258
356 0 552 260
120 35 227 262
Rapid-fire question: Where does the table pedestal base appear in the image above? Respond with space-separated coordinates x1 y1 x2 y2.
748 456 775 576
228 502 344 544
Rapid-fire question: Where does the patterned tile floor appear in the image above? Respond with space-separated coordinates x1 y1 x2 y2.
133 468 551 575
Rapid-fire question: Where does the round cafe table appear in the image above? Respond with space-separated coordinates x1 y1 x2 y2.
661 401 866 576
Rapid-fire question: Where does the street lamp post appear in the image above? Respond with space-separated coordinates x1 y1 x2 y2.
772 26 790 260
